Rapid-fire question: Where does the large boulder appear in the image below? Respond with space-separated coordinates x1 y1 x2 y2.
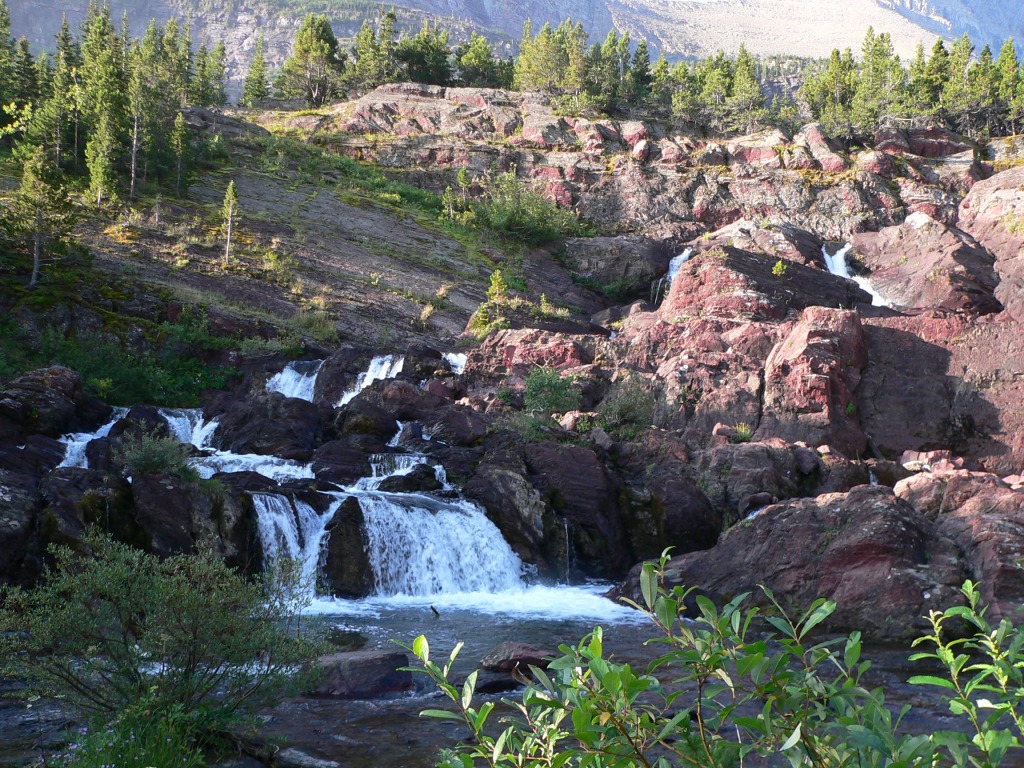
661 246 871 323
312 650 413 699
852 213 1000 315
321 497 372 597
211 392 323 460
0 366 109 440
611 486 964 640
957 165 1024 322
0 470 40 584
563 236 673 299
756 307 868 457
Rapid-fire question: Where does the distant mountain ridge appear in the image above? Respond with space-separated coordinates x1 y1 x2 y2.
8 0 1021 91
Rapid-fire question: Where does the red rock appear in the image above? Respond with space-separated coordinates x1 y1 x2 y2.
757 307 867 457
632 138 651 162
726 129 788 168
795 123 846 172
906 124 974 158
619 120 649 148
856 151 894 176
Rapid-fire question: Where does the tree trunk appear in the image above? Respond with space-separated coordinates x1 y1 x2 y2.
224 208 233 265
129 114 140 200
29 222 42 289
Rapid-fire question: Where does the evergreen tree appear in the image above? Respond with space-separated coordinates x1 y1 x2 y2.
941 33 974 132
921 38 950 109
0 0 17 129
86 109 117 205
727 44 764 132
222 180 238 265
696 51 734 131
967 45 998 135
395 22 451 85
800 48 858 137
995 38 1023 134
240 35 269 107
278 13 345 105
170 110 190 196
628 39 652 103
851 28 905 131
12 36 37 109
649 54 671 108
210 41 228 105
193 42 212 106
13 146 75 288
456 32 500 87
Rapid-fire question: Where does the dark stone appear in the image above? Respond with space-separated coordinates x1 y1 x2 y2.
322 497 372 597
312 650 413 699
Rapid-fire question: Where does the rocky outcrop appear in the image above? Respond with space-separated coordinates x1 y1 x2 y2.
757 307 867 457
612 486 965 640
957 165 1024 323
0 367 109 442
312 649 413 699
211 392 324 460
563 236 673 298
853 213 1001 314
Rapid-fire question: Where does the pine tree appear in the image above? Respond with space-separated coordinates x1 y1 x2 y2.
277 13 345 105
170 110 190 196
210 41 227 105
629 40 653 103
222 180 238 265
14 146 76 288
800 48 858 137
0 0 17 129
456 32 499 88
12 36 37 109
86 109 117 205
240 35 269 107
193 42 212 106
851 28 906 131
727 44 764 132
395 22 451 85
941 33 974 132
995 38 1022 134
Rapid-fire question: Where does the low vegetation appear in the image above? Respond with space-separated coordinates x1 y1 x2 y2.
0 532 324 766
410 559 1024 767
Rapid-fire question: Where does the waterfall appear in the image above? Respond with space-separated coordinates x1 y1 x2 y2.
443 352 467 375
58 408 129 468
337 355 406 407
252 493 340 596
159 409 219 448
359 494 523 596
192 451 315 482
652 247 693 304
822 244 891 308
267 360 325 401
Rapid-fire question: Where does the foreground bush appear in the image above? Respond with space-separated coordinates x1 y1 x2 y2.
410 557 1024 767
0 531 323 757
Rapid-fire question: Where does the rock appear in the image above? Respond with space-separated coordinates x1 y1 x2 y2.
322 497 372 598
274 749 342 768
0 435 67 478
563 236 673 299
39 469 137 552
957 165 1024 323
0 366 103 440
312 649 413 699
660 246 871 324
794 124 846 172
726 129 788 168
212 392 323 460
757 307 867 457
480 641 553 673
0 470 39 584
906 124 974 158
471 329 600 378
377 463 442 493
701 220 825 266
312 440 372 485
631 138 651 162
181 107 270 139
852 214 1000 315
611 486 963 640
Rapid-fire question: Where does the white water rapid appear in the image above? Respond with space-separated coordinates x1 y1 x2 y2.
252 493 341 593
57 408 129 468
652 247 693 304
442 352 467 375
266 360 324 401
337 355 406 406
822 244 891 308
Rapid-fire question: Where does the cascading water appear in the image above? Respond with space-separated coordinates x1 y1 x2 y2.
442 352 467 375
266 360 325 402
57 408 129 469
159 408 219 448
822 244 891 308
252 493 341 595
359 494 523 596
337 355 405 407
651 247 693 304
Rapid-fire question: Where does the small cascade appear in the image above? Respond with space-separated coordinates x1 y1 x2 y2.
58 408 129 469
337 355 406 407
443 352 467 375
159 409 219 448
822 244 891 308
192 452 315 483
651 247 693 304
266 360 325 402
353 453 431 491
252 493 340 595
359 494 523 596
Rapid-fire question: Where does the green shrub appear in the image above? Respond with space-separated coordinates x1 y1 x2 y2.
598 376 657 438
409 563 1024 768
524 367 581 415
730 421 755 443
477 168 589 245
113 427 198 482
289 308 337 341
0 532 322 730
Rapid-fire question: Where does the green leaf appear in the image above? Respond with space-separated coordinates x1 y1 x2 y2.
420 708 462 720
462 670 477 710
640 563 658 610
907 675 956 690
492 727 510 762
412 635 429 662
781 722 802 750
